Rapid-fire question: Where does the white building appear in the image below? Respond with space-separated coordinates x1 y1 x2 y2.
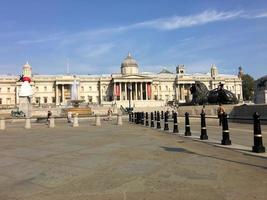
0 53 243 108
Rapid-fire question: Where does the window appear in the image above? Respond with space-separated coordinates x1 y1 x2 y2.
36 86 39 92
43 97 48 103
89 86 92 91
44 86 47 91
7 87 10 92
52 97 56 103
159 86 161 91
81 96 85 100
35 97 40 104
81 86 84 92
154 95 158 100
166 86 168 90
0 88 1 92
88 96 93 103
0 98 2 104
6 98 11 104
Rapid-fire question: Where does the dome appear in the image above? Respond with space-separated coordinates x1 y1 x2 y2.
121 53 139 75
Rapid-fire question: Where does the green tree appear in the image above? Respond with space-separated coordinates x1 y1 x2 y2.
242 74 255 101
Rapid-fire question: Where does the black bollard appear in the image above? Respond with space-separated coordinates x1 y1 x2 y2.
161 111 164 119
129 113 132 122
173 112 179 133
131 112 134 123
154 111 157 121
136 112 140 124
252 112 265 153
156 111 161 129
134 112 137 124
150 112 154 128
221 112 231 145
184 112 191 136
200 110 208 140
164 111 169 131
145 112 149 126
141 112 145 125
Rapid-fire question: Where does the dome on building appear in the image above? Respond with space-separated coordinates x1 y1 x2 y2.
210 64 218 78
121 53 139 75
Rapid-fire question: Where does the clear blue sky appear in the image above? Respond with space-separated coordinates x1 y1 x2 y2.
0 0 266 78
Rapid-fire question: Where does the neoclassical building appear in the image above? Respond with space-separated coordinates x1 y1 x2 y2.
0 53 243 108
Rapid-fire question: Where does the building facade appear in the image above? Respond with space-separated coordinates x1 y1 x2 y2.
0 54 243 108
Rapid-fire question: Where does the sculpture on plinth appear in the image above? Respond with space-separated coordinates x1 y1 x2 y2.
190 81 238 105
18 62 34 117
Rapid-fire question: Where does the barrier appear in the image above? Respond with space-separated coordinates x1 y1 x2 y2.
200 111 208 140
156 111 161 129
0 118 5 130
184 112 191 136
173 112 178 133
25 117 31 129
221 113 231 145
150 112 154 128
73 114 79 127
164 111 169 131
252 112 265 153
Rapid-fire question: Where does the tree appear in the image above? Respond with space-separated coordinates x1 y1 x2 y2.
242 74 255 101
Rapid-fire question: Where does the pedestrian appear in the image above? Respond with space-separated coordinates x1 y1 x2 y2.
67 111 72 123
201 105 206 113
107 108 112 121
47 110 52 122
217 103 225 126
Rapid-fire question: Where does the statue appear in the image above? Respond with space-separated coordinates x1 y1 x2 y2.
190 81 209 105
190 81 238 105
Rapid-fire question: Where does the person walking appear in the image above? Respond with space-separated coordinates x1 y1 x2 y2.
47 110 52 122
107 108 112 121
217 103 225 126
67 111 72 123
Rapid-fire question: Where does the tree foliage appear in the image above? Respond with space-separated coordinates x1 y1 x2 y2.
242 74 255 101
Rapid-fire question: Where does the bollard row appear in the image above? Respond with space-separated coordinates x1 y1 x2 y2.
129 110 266 154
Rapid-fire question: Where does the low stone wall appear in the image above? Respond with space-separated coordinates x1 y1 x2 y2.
134 104 236 117
229 104 267 124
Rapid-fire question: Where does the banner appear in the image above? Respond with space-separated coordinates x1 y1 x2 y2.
147 83 151 98
116 84 120 97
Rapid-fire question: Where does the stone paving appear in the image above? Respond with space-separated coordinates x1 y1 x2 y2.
0 118 266 200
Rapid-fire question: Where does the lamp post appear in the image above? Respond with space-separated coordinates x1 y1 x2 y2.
127 83 132 112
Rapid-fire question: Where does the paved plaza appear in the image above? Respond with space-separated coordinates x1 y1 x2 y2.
0 118 266 200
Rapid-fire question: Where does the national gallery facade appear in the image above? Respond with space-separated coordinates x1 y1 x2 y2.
0 53 243 108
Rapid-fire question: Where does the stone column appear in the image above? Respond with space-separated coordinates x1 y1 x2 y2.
119 82 122 101
124 82 127 100
175 84 179 101
157 84 159 100
130 83 133 101
140 83 143 100
56 84 59 105
62 85 65 104
135 82 137 100
145 82 148 100
181 84 185 101
113 83 116 101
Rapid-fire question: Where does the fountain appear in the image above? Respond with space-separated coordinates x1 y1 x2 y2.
62 77 92 116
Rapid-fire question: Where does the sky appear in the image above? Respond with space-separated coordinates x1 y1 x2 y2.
0 0 266 78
